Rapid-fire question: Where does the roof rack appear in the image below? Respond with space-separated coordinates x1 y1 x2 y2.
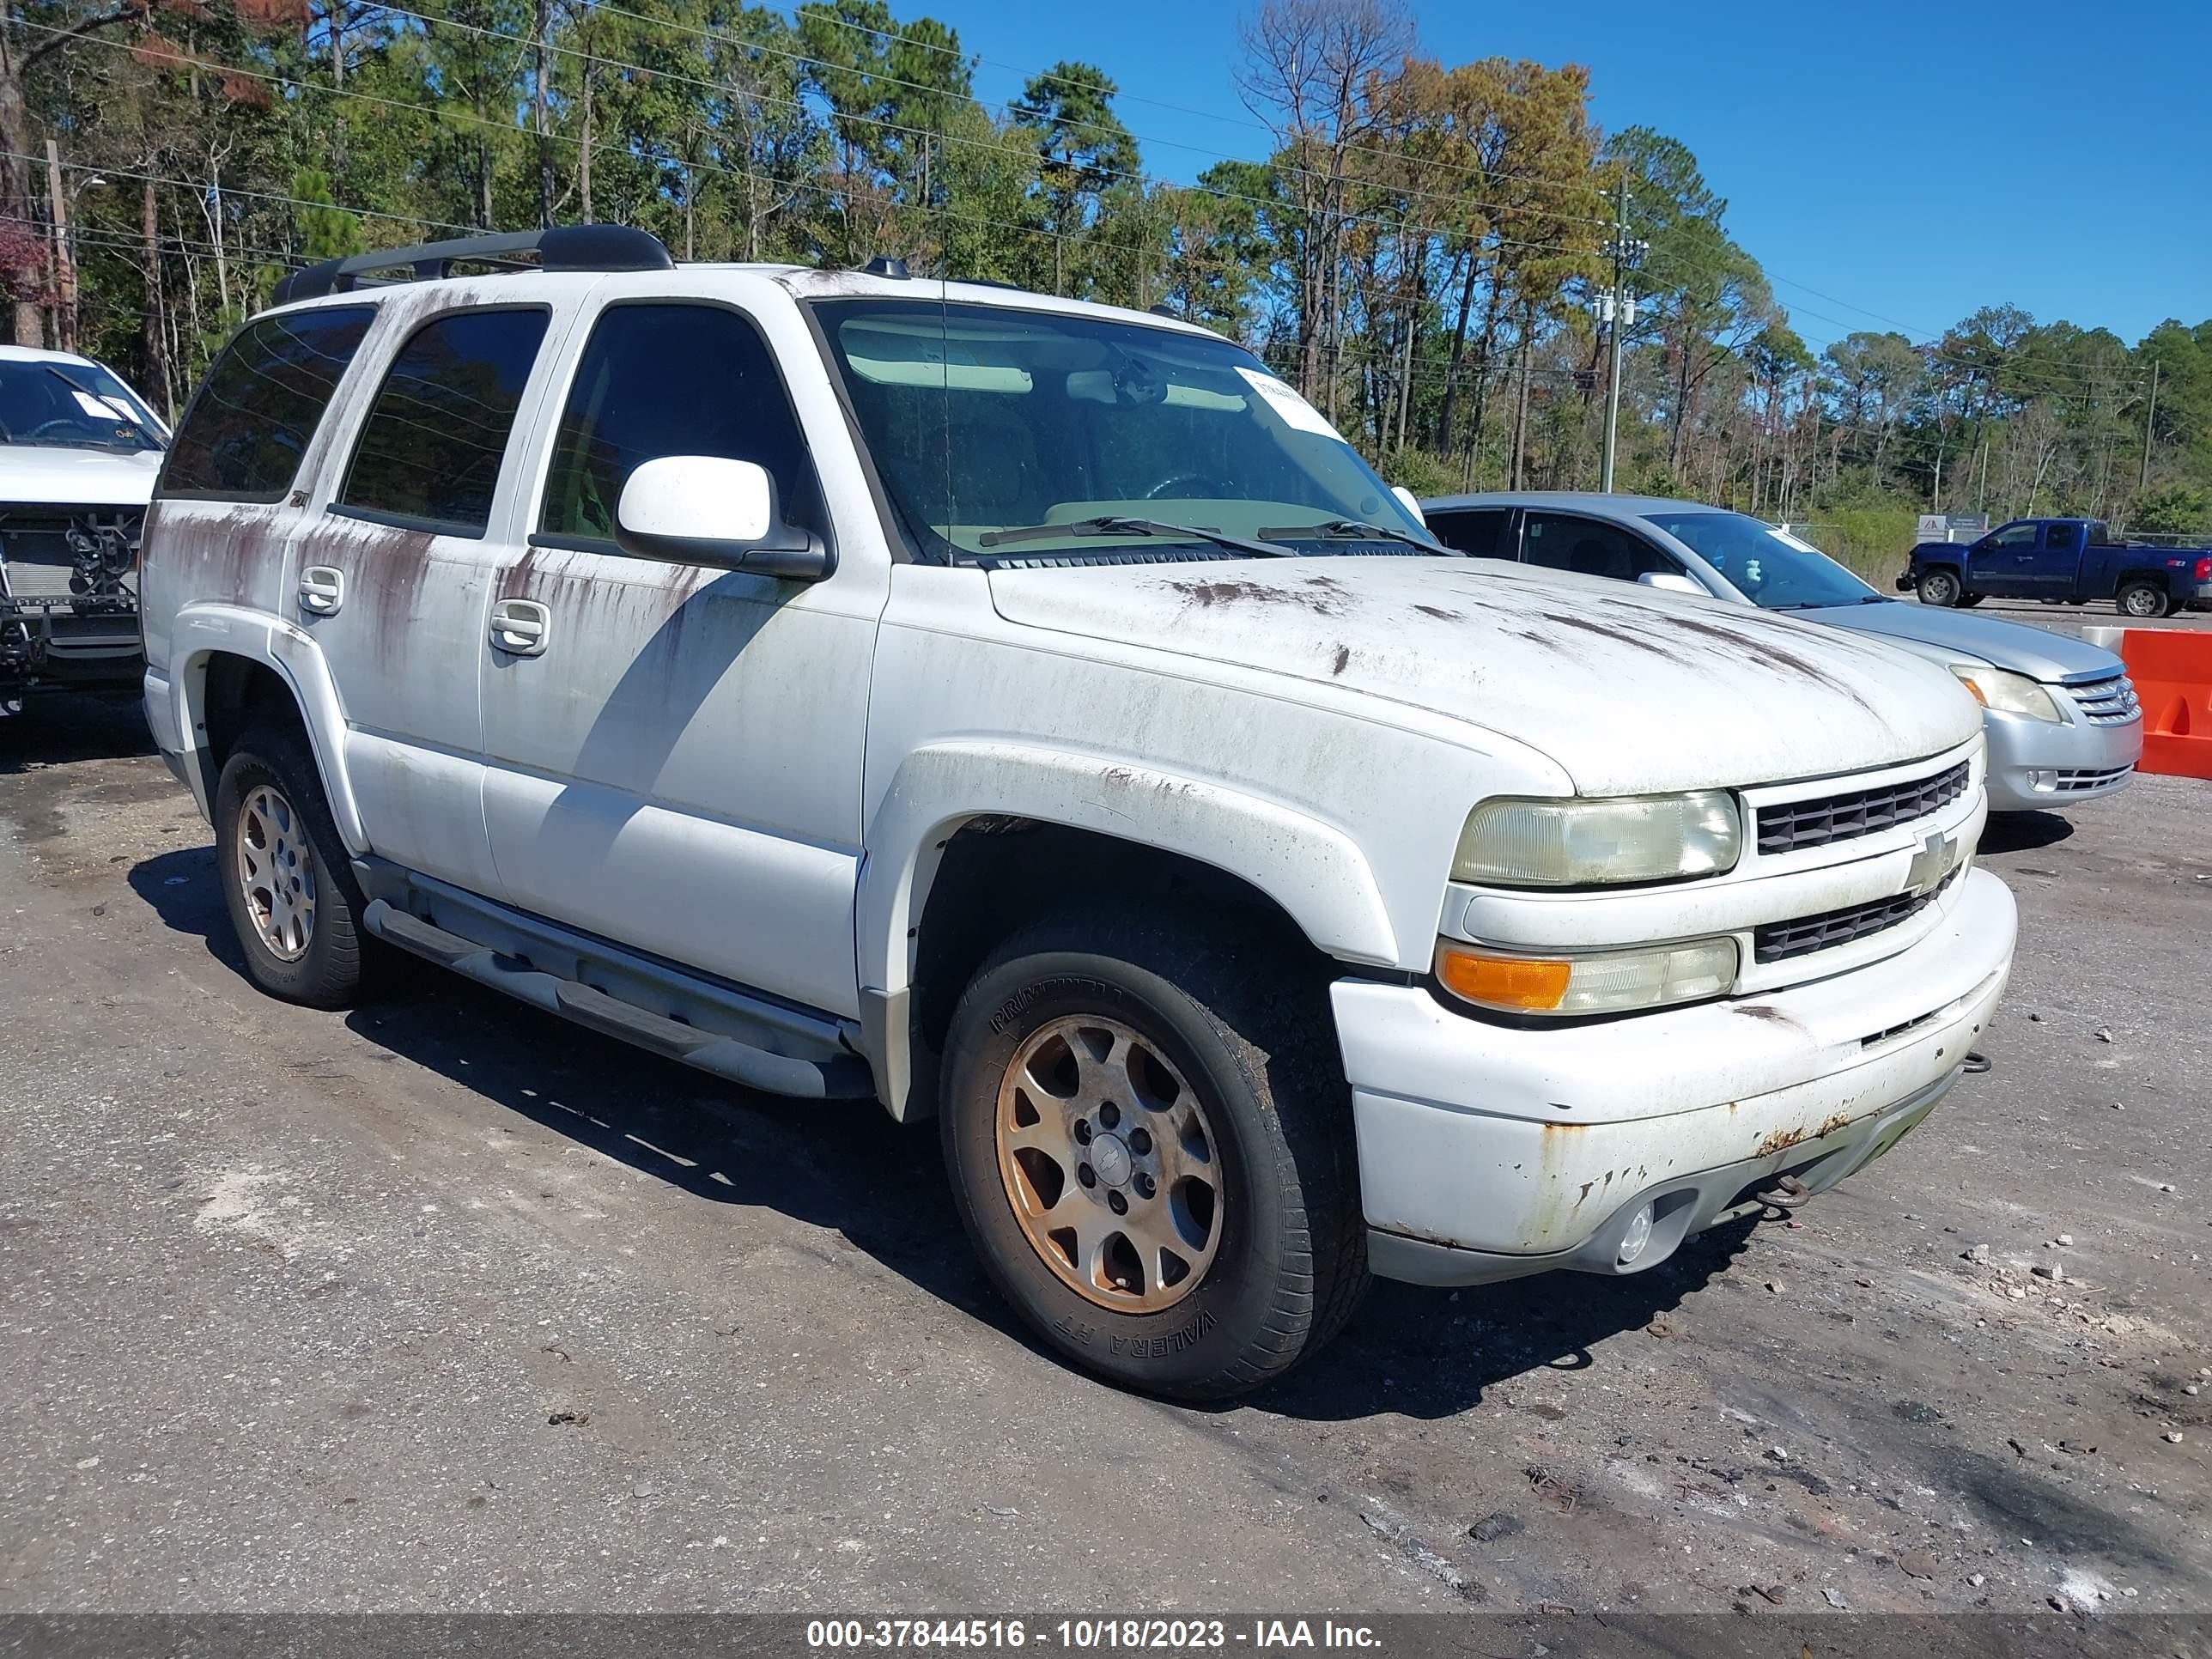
272 224 672 308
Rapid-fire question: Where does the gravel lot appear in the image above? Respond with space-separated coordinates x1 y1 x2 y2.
1 693 2207 1617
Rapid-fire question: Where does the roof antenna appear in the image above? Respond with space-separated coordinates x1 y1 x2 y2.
860 255 909 280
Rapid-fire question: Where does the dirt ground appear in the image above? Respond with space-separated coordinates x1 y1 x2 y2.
1 693 2206 1617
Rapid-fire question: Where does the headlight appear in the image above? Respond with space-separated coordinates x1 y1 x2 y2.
1453 792 1741 886
1435 936 1740 1016
1949 665 2060 722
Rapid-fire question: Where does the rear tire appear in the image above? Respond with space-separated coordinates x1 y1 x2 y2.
213 723 374 1009
1916 568 1962 607
2117 581 2170 619
939 910 1366 1400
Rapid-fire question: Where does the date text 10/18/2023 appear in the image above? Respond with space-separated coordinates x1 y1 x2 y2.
805 1620 1383 1650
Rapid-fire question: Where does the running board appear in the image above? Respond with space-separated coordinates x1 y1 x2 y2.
360 897 873 1100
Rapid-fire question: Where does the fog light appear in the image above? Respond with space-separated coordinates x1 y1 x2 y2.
2027 769 2057 793
1617 1202 1656 1267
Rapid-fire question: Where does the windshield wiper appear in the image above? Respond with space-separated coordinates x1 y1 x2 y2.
1258 518 1447 553
975 515 1298 559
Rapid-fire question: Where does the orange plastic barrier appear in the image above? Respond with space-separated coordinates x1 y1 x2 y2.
2115 629 2212 781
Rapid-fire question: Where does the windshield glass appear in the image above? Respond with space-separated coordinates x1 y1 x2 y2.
1645 511 1882 610
815 297 1433 562
0 360 164 451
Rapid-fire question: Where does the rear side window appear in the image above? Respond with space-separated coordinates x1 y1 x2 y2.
1523 512 1676 580
537 302 819 546
158 306 375 501
1428 507 1507 559
338 308 550 536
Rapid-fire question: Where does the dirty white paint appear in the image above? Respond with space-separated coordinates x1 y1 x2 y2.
138 261 2021 1279
1340 870 2014 1255
984 557 1979 797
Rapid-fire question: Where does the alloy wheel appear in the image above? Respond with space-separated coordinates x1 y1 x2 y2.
236 783 316 961
994 1014 1223 1313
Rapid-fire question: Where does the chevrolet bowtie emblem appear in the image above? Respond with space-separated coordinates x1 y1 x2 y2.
1906 830 1955 894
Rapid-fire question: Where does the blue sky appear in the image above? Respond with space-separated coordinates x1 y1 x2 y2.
940 0 2210 355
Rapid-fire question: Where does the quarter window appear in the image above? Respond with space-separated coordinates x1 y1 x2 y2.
158 306 375 501
339 308 550 535
538 302 818 546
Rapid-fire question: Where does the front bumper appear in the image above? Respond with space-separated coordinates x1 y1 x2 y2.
1334 866 2017 1286
1984 704 2141 811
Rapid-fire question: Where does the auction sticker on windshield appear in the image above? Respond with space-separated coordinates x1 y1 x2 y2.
1235 366 1343 441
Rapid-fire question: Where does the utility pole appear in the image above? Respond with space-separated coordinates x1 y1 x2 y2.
46 139 75 352
1598 178 1646 494
2139 360 2160 491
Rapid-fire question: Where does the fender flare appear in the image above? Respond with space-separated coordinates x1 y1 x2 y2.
853 740 1400 1119
168 602 365 853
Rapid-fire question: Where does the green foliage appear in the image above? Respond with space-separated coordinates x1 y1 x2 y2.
2131 483 2211 536
292 169 365 259
1794 504 1923 584
6 0 2203 549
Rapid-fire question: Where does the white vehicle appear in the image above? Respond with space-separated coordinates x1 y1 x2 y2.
139 228 2017 1399
0 343 169 709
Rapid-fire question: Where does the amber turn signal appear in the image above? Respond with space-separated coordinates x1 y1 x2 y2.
1434 946 1573 1012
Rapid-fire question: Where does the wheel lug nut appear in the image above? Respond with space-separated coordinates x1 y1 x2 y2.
1078 1164 1096 1188
1134 1173 1156 1199
1128 1127 1151 1155
1098 1102 1120 1130
1107 1189 1127 1215
1073 1119 1092 1145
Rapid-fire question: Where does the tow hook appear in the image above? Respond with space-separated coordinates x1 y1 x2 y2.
1963 1051 1992 1074
1754 1173 1812 1212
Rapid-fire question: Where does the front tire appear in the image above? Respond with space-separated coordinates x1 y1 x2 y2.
2117 581 2170 619
214 723 374 1008
939 912 1366 1400
1916 568 1962 607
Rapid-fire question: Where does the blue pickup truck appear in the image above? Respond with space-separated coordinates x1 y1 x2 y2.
1901 518 2212 617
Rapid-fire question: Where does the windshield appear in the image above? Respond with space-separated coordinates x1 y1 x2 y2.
1645 511 1882 610
0 360 164 452
815 298 1432 562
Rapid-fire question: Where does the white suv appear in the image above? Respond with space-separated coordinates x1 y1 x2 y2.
139 227 2017 1399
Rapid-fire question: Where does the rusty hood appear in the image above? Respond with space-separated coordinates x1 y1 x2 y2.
987 556 1982 794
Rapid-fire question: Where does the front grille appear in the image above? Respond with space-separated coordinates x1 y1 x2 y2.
2063 674 2140 725
1756 762 1970 854
2054 764 2133 793
1755 868 1960 964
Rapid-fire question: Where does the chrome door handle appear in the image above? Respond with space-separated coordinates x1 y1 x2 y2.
299 565 344 616
489 598 550 657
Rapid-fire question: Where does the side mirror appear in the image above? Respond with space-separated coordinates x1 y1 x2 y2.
1637 570 1707 597
614 455 830 580
1391 485 1427 527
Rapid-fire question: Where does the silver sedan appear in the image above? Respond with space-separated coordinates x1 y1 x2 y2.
1420 491 2142 812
